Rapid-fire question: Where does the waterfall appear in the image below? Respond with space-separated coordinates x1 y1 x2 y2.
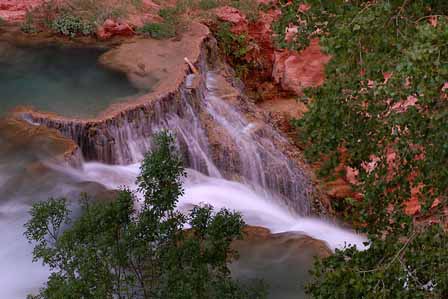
199 72 313 214
0 36 367 299
22 42 317 215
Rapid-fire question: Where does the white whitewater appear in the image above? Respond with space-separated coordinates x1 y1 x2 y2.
0 203 50 299
0 160 365 298
0 70 366 299
69 162 366 251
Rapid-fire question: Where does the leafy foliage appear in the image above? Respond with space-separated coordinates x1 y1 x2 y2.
21 12 39 34
307 224 448 298
51 13 94 37
215 22 248 59
199 0 219 10
158 0 196 21
140 0 198 40
25 131 264 299
273 0 448 297
20 0 139 36
138 22 176 39
215 22 255 78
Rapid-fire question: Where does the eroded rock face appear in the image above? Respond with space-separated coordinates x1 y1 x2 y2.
214 6 247 29
98 22 209 91
125 12 163 29
0 0 45 22
96 19 135 40
273 39 330 95
140 0 160 11
211 5 329 96
0 114 81 167
245 9 281 76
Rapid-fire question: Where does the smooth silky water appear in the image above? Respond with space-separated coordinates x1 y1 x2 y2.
0 45 366 298
0 41 139 117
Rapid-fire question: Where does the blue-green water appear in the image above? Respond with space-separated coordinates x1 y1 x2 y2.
0 41 139 118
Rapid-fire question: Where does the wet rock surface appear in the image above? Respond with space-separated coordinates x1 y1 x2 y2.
231 226 330 299
0 114 83 205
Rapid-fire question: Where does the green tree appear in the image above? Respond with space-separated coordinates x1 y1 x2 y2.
25 131 265 299
273 0 448 297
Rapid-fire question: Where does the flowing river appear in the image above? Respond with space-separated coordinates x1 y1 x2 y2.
0 41 365 299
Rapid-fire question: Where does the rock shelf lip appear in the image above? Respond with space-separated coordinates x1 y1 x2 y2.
6 22 210 125
0 115 82 170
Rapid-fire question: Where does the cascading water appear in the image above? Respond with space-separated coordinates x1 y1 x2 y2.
60 162 365 251
1 39 367 299
24 70 315 214
37 66 366 251
198 72 313 214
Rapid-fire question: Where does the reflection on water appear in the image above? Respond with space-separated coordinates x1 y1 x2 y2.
0 41 139 118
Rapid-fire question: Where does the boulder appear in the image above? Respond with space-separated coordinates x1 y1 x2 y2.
96 19 135 40
273 39 330 95
214 6 246 24
231 226 331 298
214 6 248 34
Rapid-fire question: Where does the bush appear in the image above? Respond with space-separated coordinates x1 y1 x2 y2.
199 0 219 10
215 22 248 59
158 6 179 22
51 13 94 37
25 131 266 299
307 224 448 298
138 22 176 39
277 0 448 297
20 13 38 34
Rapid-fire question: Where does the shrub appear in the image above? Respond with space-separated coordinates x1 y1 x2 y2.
277 0 448 297
199 0 219 10
216 22 248 59
158 6 179 22
51 13 95 37
138 22 176 39
20 13 38 34
159 0 197 22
